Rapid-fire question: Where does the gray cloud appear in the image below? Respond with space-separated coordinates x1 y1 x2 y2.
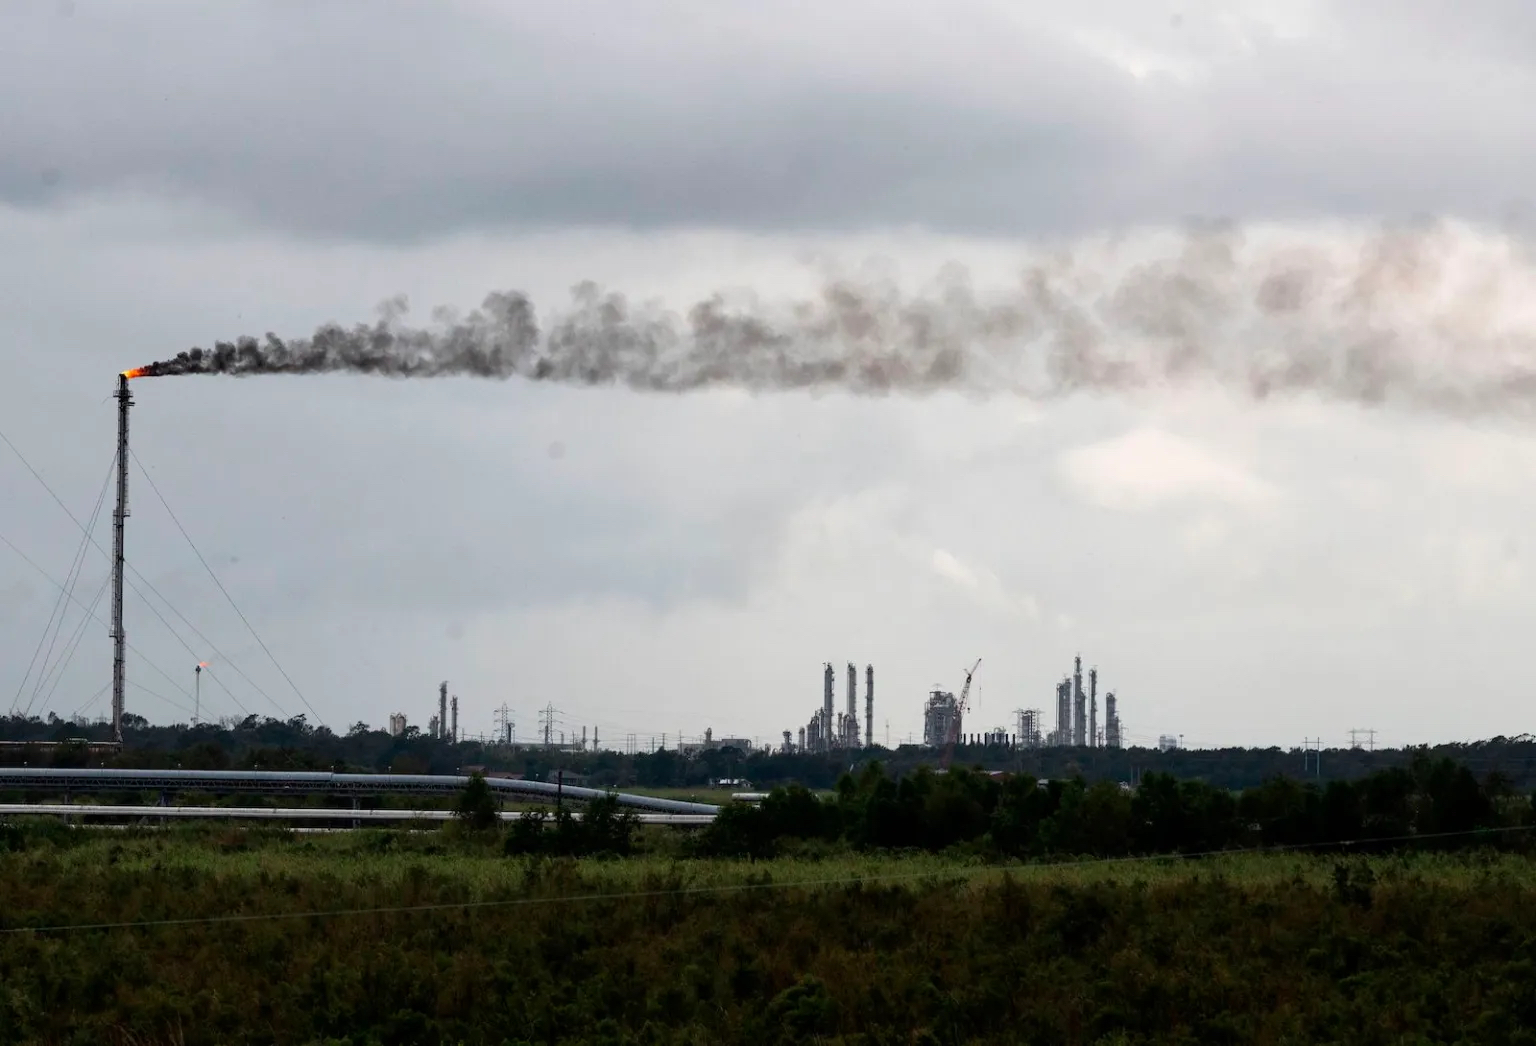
0 2 1131 240
7 2 1534 243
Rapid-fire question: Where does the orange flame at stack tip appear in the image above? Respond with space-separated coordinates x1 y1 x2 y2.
121 367 147 379
197 662 209 668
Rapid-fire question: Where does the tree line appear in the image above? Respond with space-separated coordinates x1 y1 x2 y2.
691 752 1534 859
434 753 1535 862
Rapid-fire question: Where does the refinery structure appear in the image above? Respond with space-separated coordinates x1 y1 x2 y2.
384 655 1127 759
915 651 1124 749
779 654 1124 756
1045 655 1123 749
922 654 1124 751
794 662 874 754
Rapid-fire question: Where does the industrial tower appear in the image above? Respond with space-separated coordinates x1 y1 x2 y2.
1089 668 1098 748
846 662 858 747
1072 656 1085 747
864 664 874 748
110 374 131 743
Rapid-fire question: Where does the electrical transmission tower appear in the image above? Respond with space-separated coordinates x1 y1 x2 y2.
1347 728 1377 751
493 704 513 745
539 703 556 748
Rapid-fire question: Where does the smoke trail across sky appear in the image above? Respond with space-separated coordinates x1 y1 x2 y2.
125 219 1536 416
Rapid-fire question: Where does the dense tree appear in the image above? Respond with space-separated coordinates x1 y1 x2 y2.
453 772 499 832
691 758 1531 859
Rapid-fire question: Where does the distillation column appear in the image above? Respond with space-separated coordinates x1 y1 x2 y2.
1089 667 1098 748
864 664 874 748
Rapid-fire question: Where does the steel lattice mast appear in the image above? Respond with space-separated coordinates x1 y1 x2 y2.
111 373 131 743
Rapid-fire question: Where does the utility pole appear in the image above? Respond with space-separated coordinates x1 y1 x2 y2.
1302 737 1322 778
110 373 132 744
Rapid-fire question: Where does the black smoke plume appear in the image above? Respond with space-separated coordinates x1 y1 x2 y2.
126 221 1536 415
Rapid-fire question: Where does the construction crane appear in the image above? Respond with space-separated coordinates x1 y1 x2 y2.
941 658 982 769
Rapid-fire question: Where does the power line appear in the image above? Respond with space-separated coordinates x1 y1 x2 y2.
131 453 323 727
10 455 113 715
0 423 279 720
21 472 109 714
120 561 284 720
127 679 196 718
124 588 251 721
0 528 196 713
29 574 110 720
69 682 111 721
2 821 1533 937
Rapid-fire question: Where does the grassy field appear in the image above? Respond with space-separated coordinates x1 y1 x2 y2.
11 823 1536 893
6 824 1536 1044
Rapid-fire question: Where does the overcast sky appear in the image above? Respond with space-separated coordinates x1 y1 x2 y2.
4 0 1536 750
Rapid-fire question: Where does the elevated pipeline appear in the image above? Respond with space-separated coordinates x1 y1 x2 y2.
0 769 721 815
0 803 715 825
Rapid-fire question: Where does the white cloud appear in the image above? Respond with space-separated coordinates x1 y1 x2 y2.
1419 427 1536 494
930 548 1042 620
1179 515 1230 551
1057 427 1278 511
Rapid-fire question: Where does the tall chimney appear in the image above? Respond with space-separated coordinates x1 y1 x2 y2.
1072 656 1085 747
823 663 834 748
846 662 857 746
864 664 874 748
438 682 448 740
1057 677 1071 747
110 374 132 744
1089 668 1098 748
450 694 459 744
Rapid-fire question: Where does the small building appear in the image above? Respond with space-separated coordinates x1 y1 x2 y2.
461 766 523 780
681 728 754 757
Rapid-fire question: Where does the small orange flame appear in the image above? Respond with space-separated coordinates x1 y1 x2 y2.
122 367 146 379
197 662 209 668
